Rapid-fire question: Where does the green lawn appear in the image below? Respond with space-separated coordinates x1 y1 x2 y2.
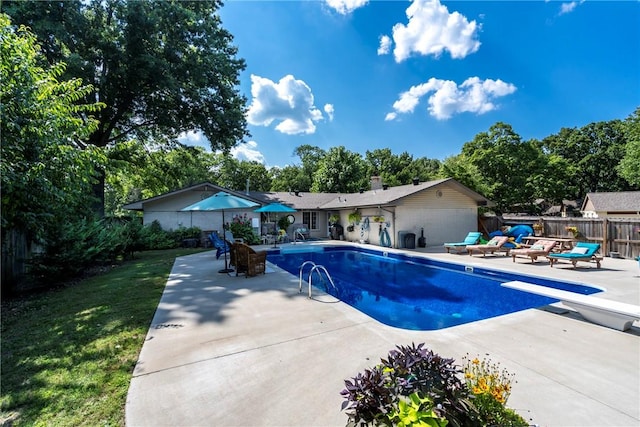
1 248 205 426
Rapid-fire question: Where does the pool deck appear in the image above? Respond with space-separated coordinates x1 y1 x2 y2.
126 242 640 427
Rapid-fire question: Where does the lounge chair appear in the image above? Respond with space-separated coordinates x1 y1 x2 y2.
232 243 267 277
510 239 558 263
548 242 602 268
444 232 483 253
209 232 230 259
466 235 511 257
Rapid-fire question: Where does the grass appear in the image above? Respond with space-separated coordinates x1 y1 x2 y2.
1 248 205 426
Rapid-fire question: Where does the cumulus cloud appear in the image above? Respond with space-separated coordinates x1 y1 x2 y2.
559 1 584 15
380 0 481 62
385 77 517 120
247 74 327 135
377 35 392 55
325 0 369 15
178 130 209 148
324 104 335 121
230 140 266 164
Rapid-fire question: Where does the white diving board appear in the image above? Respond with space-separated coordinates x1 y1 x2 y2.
501 280 640 331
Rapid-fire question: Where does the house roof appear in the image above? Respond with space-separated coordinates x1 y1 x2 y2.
320 178 490 209
581 191 640 212
122 182 262 211
246 191 340 210
122 178 491 212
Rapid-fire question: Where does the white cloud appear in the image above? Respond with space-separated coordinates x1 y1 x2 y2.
380 0 481 63
324 104 335 121
377 35 392 55
178 130 209 148
386 77 517 120
246 74 326 135
230 140 266 164
325 0 369 15
559 1 584 15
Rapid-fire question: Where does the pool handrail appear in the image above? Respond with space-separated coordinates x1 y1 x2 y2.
299 261 317 293
307 265 337 299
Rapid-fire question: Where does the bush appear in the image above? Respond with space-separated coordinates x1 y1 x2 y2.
341 344 529 427
341 343 477 427
228 214 260 245
139 220 178 250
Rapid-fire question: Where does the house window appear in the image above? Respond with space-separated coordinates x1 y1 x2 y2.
303 212 318 230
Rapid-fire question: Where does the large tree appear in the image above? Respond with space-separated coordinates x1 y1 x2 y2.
542 120 632 197
311 146 368 193
5 0 249 213
618 107 640 187
462 122 546 213
1 14 104 240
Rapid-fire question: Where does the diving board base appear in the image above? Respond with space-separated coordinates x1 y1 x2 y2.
501 281 640 331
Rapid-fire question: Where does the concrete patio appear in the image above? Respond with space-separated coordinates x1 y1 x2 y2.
126 242 640 426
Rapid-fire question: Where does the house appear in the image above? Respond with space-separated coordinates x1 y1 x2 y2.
581 191 640 218
123 178 491 248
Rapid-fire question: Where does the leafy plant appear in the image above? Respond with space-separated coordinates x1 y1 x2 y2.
462 355 528 426
389 392 449 427
348 211 362 225
329 214 341 225
341 343 477 427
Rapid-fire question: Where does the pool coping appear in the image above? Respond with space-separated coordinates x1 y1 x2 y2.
126 241 640 426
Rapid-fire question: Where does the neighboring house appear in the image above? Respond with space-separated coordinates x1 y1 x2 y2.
123 178 491 248
580 191 640 218
543 200 580 217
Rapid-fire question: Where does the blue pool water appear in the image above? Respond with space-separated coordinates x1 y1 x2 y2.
267 246 603 330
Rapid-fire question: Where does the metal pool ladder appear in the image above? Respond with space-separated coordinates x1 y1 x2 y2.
299 261 337 298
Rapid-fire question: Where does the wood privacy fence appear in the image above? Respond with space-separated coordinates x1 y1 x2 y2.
479 216 640 260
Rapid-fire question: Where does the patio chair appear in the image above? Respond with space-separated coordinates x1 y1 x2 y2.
510 239 557 263
548 242 603 268
444 232 483 253
466 235 511 257
232 243 267 277
209 231 230 259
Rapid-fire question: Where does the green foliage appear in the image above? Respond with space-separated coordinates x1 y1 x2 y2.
228 214 260 245
341 343 477 427
618 107 640 187
389 393 449 427
312 146 369 193
0 14 105 241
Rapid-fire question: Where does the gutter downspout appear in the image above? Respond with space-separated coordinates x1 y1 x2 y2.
379 206 396 248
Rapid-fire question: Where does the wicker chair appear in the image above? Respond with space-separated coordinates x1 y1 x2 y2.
232 243 267 277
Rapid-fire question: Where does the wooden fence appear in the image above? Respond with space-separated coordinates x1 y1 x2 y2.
479 216 640 260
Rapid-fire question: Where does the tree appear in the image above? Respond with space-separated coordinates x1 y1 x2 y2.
1 14 104 240
311 146 368 193
6 0 249 213
618 107 640 187
462 123 545 213
542 120 632 198
270 165 308 192
438 154 487 196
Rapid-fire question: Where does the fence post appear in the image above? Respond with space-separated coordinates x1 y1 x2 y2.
602 218 608 255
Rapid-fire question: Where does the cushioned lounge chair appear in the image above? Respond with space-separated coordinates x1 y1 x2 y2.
444 232 483 253
209 232 230 259
232 243 267 277
466 235 511 257
510 239 557 263
548 242 602 268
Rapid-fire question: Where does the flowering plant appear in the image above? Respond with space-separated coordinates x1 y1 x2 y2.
532 223 543 230
463 356 513 405
565 226 579 237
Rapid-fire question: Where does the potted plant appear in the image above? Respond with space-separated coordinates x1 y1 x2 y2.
329 214 340 225
348 211 361 225
565 226 579 239
372 215 385 223
532 222 543 236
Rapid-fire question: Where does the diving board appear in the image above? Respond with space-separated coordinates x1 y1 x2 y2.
501 281 640 331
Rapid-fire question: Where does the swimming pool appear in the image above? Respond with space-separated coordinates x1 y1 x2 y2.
267 245 603 330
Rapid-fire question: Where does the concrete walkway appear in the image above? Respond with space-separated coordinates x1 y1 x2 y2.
126 243 640 426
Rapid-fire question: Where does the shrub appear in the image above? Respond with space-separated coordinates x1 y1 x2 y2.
139 220 177 250
228 214 260 245
341 343 477 427
341 344 529 427
462 355 528 426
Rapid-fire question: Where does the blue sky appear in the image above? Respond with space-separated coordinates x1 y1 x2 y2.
180 0 639 169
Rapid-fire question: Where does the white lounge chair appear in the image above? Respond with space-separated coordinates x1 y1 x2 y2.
501 280 640 331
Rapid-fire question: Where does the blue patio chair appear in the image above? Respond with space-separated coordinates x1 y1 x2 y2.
444 231 483 253
548 242 602 268
209 232 230 259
